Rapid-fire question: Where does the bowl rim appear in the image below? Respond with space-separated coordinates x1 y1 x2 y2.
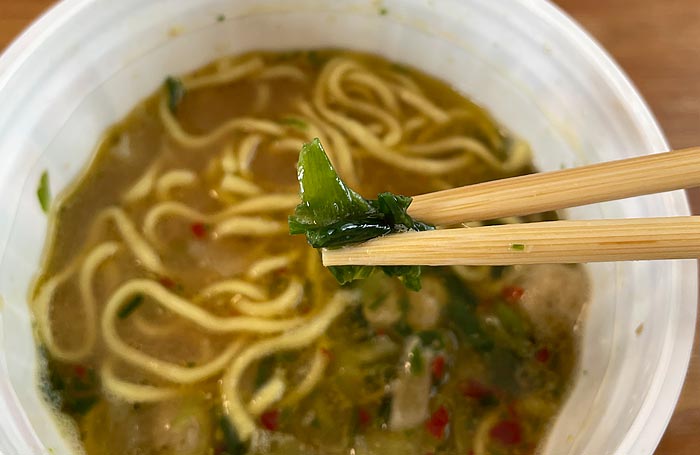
0 1 695 454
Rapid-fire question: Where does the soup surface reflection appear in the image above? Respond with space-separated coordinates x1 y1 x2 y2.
32 50 588 455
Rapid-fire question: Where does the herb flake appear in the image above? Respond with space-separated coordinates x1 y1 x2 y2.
510 243 526 251
118 294 144 319
37 171 51 213
165 76 185 113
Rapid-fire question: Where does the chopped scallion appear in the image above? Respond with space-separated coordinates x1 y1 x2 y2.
37 171 51 213
118 294 144 319
165 76 185 113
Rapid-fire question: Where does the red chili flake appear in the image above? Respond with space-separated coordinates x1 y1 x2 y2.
501 285 525 304
260 409 279 431
535 347 550 363
190 222 208 239
375 327 386 336
467 451 474 455
425 405 449 439
490 420 522 445
274 267 289 277
459 379 491 400
431 355 446 380
320 347 333 361
74 365 87 380
158 276 176 289
357 407 371 427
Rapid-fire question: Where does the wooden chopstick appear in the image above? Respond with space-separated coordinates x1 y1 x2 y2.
322 217 700 266
408 147 700 226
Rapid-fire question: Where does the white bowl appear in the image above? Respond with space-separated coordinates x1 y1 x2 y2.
0 0 695 454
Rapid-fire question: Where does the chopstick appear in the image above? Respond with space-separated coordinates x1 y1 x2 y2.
407 147 700 225
322 217 700 266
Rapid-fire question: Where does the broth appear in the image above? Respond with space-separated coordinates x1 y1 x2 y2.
32 50 587 455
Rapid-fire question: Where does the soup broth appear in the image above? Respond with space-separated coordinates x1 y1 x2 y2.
32 50 587 455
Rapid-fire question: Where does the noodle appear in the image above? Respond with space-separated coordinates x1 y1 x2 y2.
221 290 356 441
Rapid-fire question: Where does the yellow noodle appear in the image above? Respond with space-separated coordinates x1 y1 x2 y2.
403 136 497 168
101 362 180 403
221 290 355 441
234 280 303 317
221 142 238 174
252 83 271 113
155 169 198 199
394 86 449 123
184 57 264 91
271 137 305 153
35 243 118 363
220 174 263 196
473 409 501 455
237 134 263 176
213 217 286 238
246 253 298 280
142 196 299 243
99 207 166 275
159 96 283 149
345 71 400 114
326 59 402 146
102 280 263 383
279 347 329 407
122 160 160 203
314 59 470 174
296 100 358 186
247 375 286 416
257 65 307 82
198 279 267 302
131 312 182 338
404 115 428 135
77 242 120 356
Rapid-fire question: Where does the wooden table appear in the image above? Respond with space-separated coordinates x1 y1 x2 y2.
1 0 698 453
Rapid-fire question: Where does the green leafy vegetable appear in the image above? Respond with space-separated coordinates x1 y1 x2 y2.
289 139 433 290
306 50 325 68
165 76 185 113
409 344 424 375
444 274 493 352
219 416 248 455
37 171 51 213
118 294 144 319
254 356 276 389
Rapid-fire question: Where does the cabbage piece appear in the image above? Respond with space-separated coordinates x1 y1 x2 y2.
289 139 433 290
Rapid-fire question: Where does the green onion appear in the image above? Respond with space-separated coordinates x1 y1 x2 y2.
409 345 424 375
118 294 144 319
165 76 185 113
379 7 388 15
37 171 51 213
307 50 324 68
219 416 247 455
510 243 526 251
254 356 276 389
217 14 226 22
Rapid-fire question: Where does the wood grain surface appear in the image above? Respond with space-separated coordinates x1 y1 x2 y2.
1 0 698 453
